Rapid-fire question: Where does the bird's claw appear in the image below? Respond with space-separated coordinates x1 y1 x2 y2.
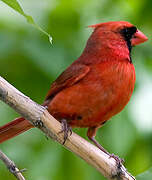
58 119 72 144
109 153 124 167
44 105 48 110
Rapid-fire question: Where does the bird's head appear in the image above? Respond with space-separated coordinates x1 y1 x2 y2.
88 21 148 53
79 21 148 64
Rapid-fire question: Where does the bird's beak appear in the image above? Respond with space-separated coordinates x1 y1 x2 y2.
131 30 148 46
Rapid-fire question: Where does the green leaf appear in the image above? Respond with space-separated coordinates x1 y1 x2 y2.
1 0 52 43
1 0 25 15
136 168 152 180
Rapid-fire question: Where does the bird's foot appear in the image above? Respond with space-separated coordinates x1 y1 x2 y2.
59 119 72 144
109 153 124 167
43 105 48 110
87 132 124 167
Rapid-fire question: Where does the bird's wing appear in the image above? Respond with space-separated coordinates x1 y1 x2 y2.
44 63 90 102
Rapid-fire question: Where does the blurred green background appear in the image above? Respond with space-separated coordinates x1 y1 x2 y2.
0 0 152 179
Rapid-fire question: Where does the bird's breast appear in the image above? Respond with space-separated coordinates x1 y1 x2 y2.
49 61 136 127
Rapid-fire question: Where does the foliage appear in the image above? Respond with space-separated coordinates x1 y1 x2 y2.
1 0 52 42
0 0 152 179
136 168 152 180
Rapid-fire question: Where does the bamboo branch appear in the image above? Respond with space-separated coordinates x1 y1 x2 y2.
0 150 26 180
0 76 135 180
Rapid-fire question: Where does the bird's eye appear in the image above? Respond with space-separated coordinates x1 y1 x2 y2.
128 26 137 34
120 26 137 41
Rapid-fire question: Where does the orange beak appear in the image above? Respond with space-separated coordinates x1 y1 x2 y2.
131 30 148 46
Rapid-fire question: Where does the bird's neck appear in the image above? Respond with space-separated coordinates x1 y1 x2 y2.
78 32 131 64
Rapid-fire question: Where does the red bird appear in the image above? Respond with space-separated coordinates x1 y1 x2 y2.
0 21 148 159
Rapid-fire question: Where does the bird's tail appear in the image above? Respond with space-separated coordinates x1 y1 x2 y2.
0 117 34 143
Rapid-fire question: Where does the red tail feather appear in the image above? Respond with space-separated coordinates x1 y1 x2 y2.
0 117 33 143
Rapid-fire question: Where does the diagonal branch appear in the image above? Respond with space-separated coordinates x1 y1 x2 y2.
0 150 26 180
0 76 135 180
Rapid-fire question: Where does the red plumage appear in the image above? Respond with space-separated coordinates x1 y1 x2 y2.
0 21 148 156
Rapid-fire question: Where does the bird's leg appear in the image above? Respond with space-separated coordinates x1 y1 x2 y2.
87 127 124 166
59 119 72 144
87 126 110 154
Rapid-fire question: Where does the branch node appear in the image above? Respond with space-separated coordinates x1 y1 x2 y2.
15 168 27 174
0 88 8 100
33 119 44 128
8 163 16 173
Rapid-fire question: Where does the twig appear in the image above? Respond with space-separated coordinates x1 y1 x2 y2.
0 150 26 180
0 76 135 180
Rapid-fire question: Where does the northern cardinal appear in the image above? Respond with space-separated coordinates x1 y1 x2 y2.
0 21 148 160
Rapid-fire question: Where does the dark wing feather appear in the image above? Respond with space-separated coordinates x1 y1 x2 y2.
44 63 90 102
